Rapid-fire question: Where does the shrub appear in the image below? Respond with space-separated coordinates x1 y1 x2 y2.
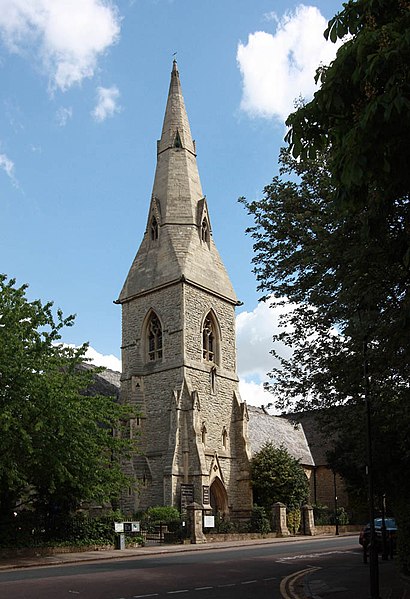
287 508 301 534
215 514 235 533
249 506 271 535
0 510 125 548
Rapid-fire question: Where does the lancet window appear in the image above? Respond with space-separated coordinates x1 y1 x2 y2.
222 426 228 449
201 422 207 445
147 312 163 362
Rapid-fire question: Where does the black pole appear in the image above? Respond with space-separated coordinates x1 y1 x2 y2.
381 494 388 561
363 338 380 599
333 471 339 535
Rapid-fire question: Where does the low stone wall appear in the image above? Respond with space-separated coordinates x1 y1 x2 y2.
205 525 361 543
314 524 362 535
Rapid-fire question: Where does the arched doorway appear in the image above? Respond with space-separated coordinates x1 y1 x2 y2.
210 477 228 516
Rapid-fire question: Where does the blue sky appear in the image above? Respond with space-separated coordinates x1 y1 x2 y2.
0 0 343 407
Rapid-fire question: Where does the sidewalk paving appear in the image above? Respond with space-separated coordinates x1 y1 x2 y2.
0 533 409 598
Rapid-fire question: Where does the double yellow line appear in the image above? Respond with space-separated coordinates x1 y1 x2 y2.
280 566 321 599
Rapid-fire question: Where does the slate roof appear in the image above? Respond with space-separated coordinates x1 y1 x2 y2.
80 364 121 398
284 411 338 466
247 405 315 467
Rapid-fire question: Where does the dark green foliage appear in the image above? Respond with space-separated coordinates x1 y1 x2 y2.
0 275 135 524
287 507 301 534
142 505 180 524
141 505 181 532
241 145 410 505
0 510 124 548
286 0 410 214
249 506 271 534
251 442 309 513
214 514 235 534
313 504 349 526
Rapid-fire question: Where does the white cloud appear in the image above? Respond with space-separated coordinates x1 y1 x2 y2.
84 346 121 371
237 4 342 123
0 151 19 187
92 85 121 122
236 299 293 381
236 299 295 408
0 0 121 91
239 379 276 412
0 152 15 179
56 106 73 127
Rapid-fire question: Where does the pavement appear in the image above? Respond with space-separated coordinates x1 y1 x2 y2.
0 533 409 598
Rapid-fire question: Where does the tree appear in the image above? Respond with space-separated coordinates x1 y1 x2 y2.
242 0 410 572
251 442 309 513
285 0 410 217
241 148 410 411
0 275 134 524
241 146 410 496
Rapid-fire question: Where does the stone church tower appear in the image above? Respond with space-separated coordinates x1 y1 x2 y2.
117 61 252 520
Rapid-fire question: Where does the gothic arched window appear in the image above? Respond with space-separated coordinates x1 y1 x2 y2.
150 215 159 241
147 312 163 362
202 312 218 363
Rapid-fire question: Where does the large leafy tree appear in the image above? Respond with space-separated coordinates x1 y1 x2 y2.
286 0 410 216
0 275 133 523
241 147 410 507
251 442 309 512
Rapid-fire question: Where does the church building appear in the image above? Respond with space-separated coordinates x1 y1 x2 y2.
116 61 253 520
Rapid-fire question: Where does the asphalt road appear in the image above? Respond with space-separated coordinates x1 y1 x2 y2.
0 536 400 599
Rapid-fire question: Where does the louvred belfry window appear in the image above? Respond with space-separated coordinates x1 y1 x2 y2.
202 314 215 362
148 314 163 361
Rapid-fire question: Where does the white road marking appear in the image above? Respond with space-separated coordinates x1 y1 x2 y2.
133 595 159 598
276 550 356 562
241 580 257 584
194 587 214 591
167 591 189 595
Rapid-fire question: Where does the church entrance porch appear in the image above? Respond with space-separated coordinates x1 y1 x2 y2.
210 477 228 516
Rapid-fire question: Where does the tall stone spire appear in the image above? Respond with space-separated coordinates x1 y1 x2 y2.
152 59 203 226
118 61 237 304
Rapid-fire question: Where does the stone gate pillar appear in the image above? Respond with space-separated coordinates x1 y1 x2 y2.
187 502 206 544
302 504 316 536
273 502 290 536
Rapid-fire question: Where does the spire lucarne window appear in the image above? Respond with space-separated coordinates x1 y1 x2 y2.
201 218 209 243
147 313 163 361
150 215 158 240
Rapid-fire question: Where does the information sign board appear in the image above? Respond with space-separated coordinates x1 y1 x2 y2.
203 515 215 528
202 485 210 505
180 483 194 512
114 521 140 533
